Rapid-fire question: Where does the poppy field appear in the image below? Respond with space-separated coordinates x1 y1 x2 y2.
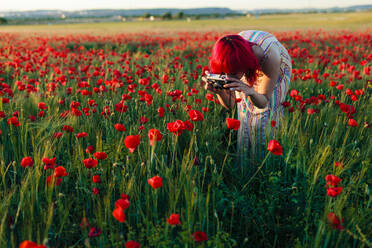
0 28 371 247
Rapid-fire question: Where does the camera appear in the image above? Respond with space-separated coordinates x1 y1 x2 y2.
206 73 229 90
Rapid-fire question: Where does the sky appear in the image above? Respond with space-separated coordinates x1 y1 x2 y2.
0 0 370 11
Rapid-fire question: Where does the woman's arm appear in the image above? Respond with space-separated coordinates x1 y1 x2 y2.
215 89 235 110
202 76 235 110
223 47 282 109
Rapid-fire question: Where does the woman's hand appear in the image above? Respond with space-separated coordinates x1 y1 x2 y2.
223 77 255 96
202 71 223 94
202 76 220 93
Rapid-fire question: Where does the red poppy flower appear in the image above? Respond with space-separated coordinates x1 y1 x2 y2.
124 135 141 153
334 161 344 168
88 227 102 237
167 213 181 226
350 95 358 101
94 152 107 160
290 89 299 97
348 119 357 127
112 207 126 223
114 123 126 132
114 102 128 113
83 158 98 169
53 132 63 139
92 175 101 183
125 240 141 248
226 118 240 130
76 132 88 139
86 145 95 154
327 187 343 197
270 120 276 127
20 157 33 168
205 93 214 101
54 166 68 177
157 107 165 117
42 157 57 170
62 125 74 133
38 110 45 118
19 240 47 248
325 175 342 187
38 102 48 110
267 140 283 156
46 175 62 186
307 108 317 115
115 198 130 210
28 115 36 122
148 129 163 146
183 120 194 131
92 187 99 195
327 212 344 231
8 116 21 126
167 120 185 136
188 109 204 121
191 231 208 242
148 175 163 189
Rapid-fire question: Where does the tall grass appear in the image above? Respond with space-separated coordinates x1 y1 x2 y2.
0 29 371 247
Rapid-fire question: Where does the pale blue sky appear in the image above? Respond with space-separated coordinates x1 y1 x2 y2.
0 0 370 11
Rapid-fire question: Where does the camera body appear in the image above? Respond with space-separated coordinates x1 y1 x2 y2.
206 73 229 90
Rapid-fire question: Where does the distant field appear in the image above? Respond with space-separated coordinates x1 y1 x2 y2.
0 11 371 34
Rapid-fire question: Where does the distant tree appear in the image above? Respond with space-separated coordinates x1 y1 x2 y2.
175 11 184 19
144 12 151 19
0 17 7 25
162 12 172 20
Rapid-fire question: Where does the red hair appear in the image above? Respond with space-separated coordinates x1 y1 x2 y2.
209 34 260 87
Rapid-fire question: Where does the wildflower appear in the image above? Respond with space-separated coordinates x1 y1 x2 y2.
267 140 283 156
114 123 126 132
226 118 240 130
125 240 140 248
20 157 33 168
327 187 343 197
327 212 344 231
83 158 98 169
94 152 107 160
188 109 204 121
88 227 102 237
325 175 342 187
348 119 358 127
148 176 163 189
54 166 68 177
124 135 141 153
167 213 181 226
148 129 163 146
92 175 101 183
191 231 208 242
112 207 126 223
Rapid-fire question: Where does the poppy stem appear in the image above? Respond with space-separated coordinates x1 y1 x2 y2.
240 152 270 193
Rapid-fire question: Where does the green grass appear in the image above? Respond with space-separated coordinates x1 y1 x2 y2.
0 12 371 34
0 27 371 247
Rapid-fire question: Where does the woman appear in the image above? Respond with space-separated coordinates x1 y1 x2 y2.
202 30 292 164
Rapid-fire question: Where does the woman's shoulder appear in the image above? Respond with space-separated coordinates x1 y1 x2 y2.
238 30 272 42
238 30 258 38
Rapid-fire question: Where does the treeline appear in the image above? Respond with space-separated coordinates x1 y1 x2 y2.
0 12 246 25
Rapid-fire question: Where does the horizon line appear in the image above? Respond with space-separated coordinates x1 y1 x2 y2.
1 4 370 13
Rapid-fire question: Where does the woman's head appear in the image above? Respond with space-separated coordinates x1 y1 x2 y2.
209 34 260 86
